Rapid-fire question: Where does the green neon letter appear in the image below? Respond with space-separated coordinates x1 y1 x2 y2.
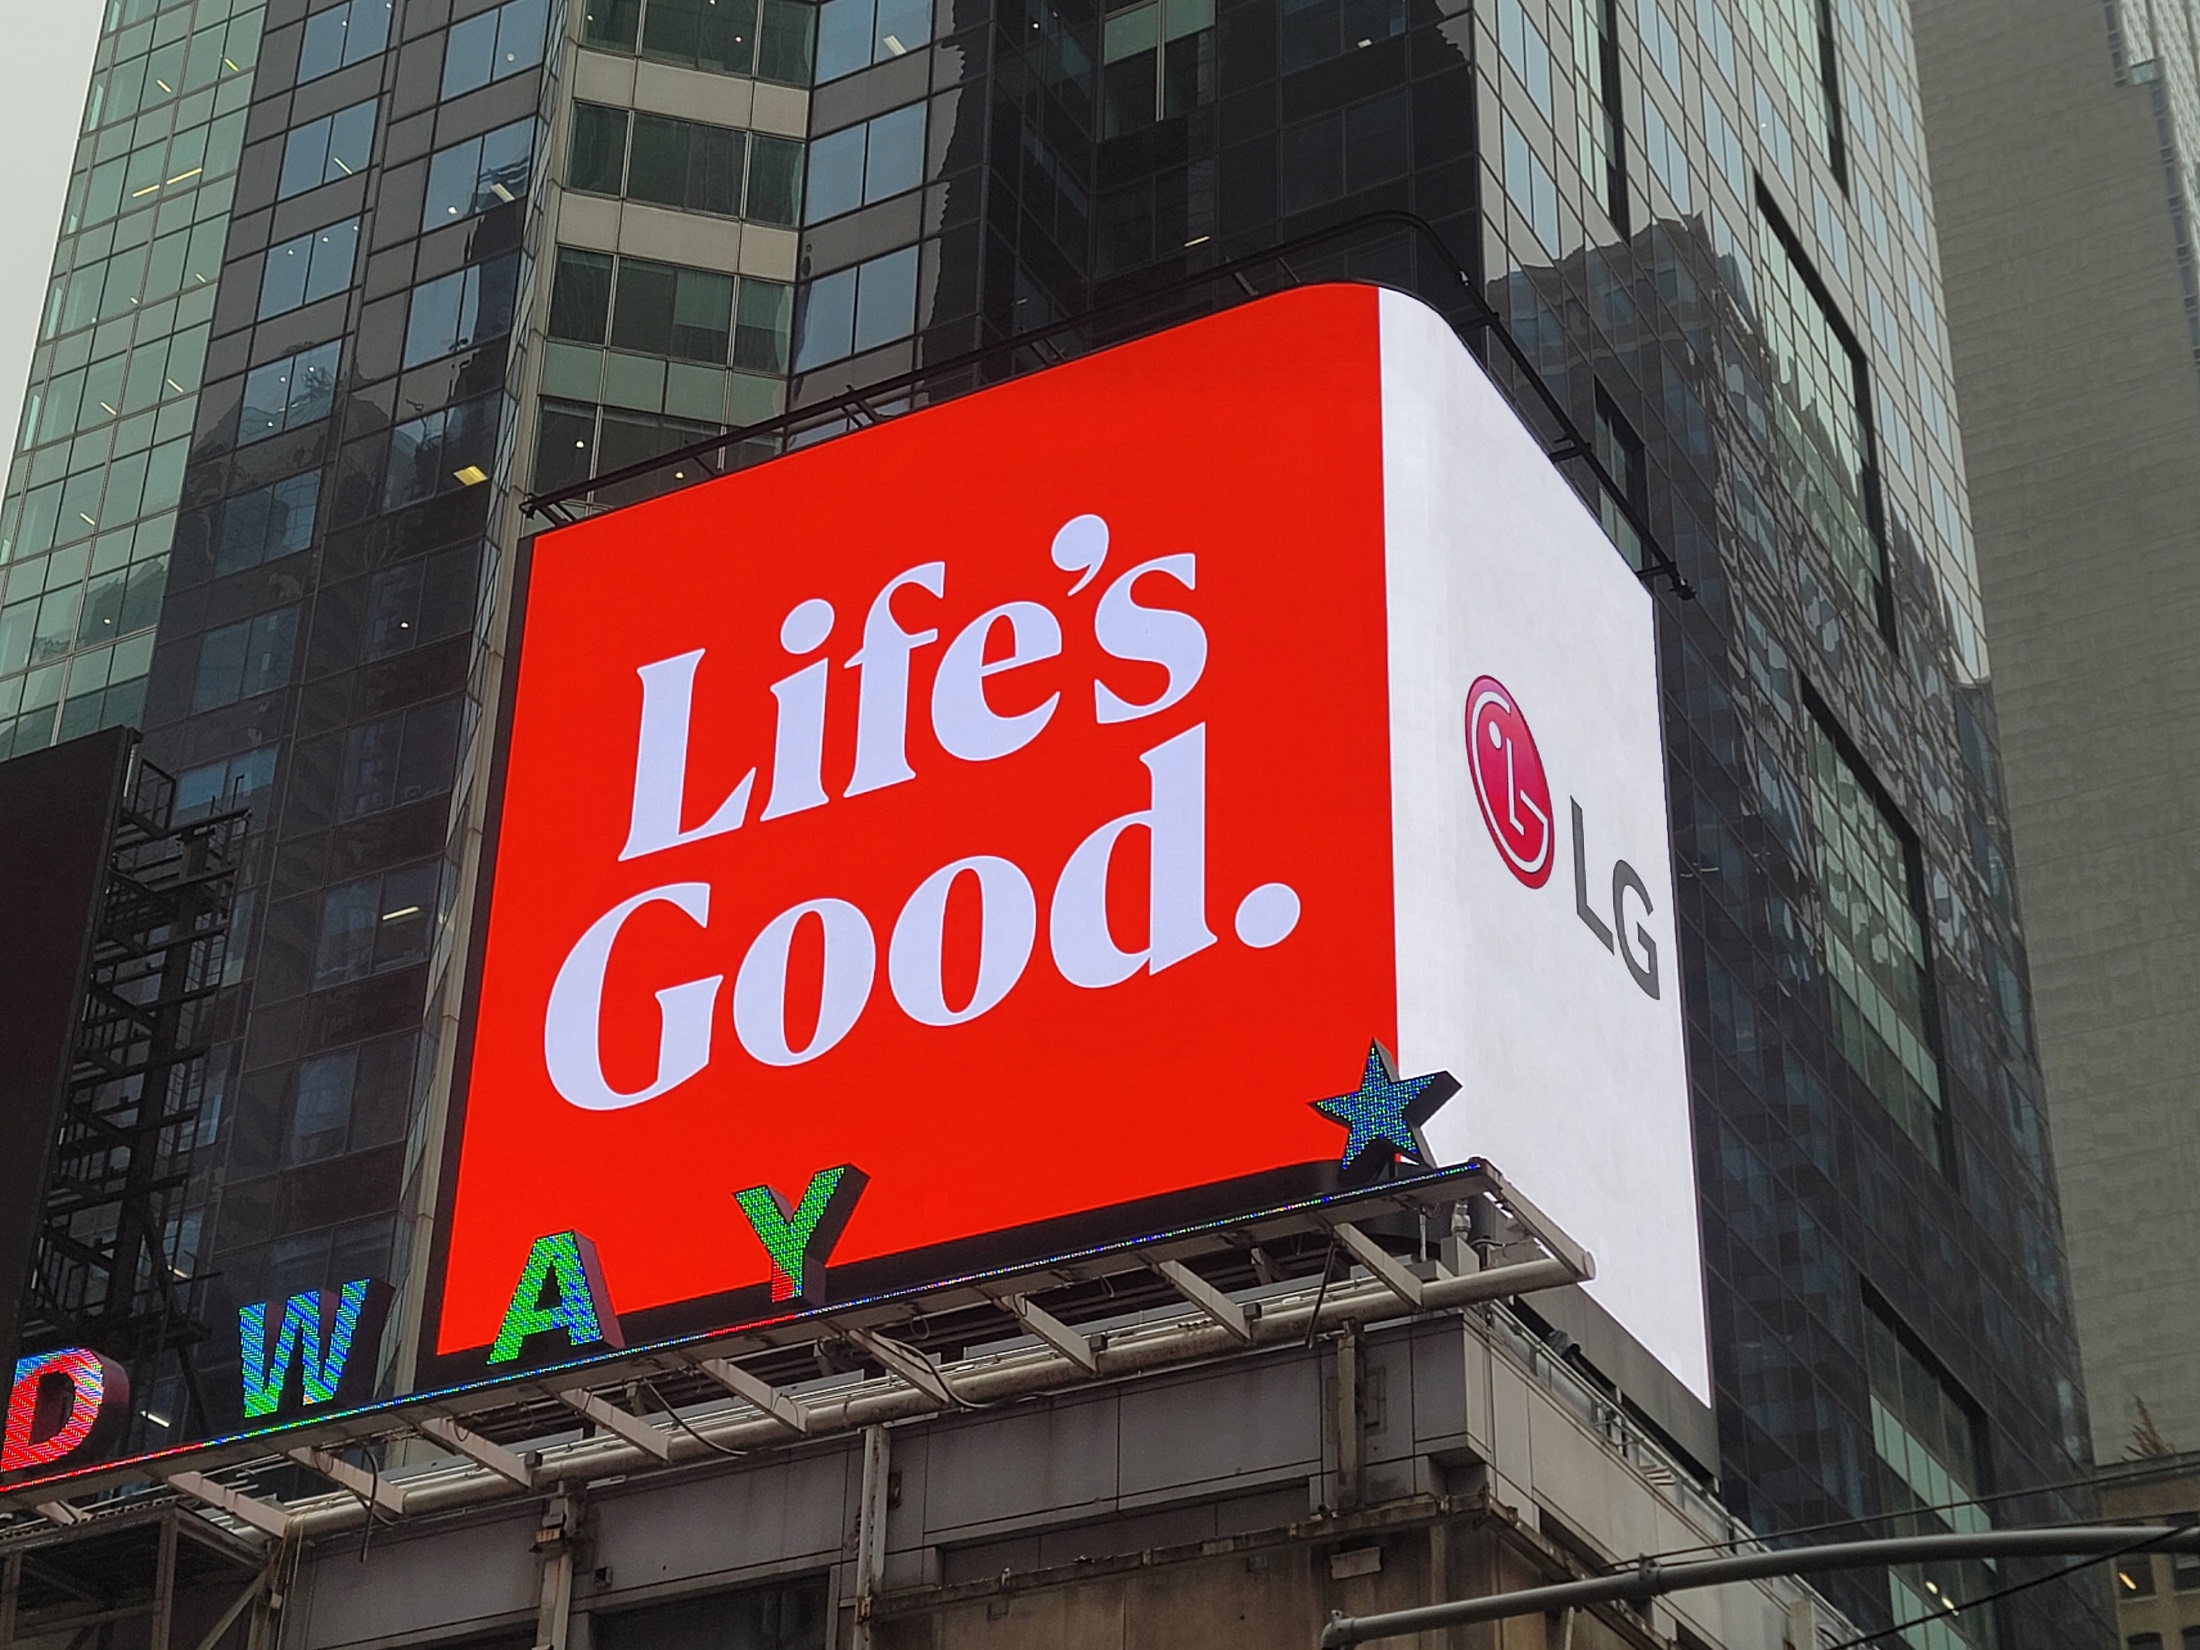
487 1231 625 1365
733 1164 869 1302
239 1279 390 1420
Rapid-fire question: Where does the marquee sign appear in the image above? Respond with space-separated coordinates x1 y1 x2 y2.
428 282 1708 1400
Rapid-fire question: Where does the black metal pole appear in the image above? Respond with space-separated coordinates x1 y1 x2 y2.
1320 1523 2198 1646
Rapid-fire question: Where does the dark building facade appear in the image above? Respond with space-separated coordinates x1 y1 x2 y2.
0 0 2105 1641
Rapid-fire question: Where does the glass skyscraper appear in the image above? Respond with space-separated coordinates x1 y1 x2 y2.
0 0 2104 1640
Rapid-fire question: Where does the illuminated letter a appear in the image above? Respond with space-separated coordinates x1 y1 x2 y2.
487 1232 625 1366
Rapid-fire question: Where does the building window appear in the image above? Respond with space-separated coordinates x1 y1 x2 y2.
404 257 519 368
285 1035 415 1164
313 863 440 988
1496 0 1552 116
2120 1565 2160 1600
2127 1634 2163 1648
336 701 462 820
175 748 278 822
299 0 395 81
422 117 539 230
279 100 377 199
259 219 360 318
1277 89 1410 217
547 246 793 373
581 0 817 84
1593 389 1646 570
1866 1303 1996 1650
192 608 299 713
1573 0 1626 231
793 246 918 370
1502 115 1559 252
806 104 926 223
2173 1546 2200 1591
1746 0 1843 181
239 343 342 444
566 104 804 225
442 0 552 98
216 473 320 575
1101 0 1214 138
384 395 502 512
567 105 809 224
1277 0 1403 72
814 0 932 83
1809 715 1943 1162
1757 207 1885 625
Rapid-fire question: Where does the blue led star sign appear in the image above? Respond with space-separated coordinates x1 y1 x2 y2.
1311 1041 1460 1181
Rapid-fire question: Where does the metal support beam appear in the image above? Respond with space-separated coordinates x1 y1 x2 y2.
531 1494 581 1650
416 1415 536 1488
1320 1523 2200 1645
287 1447 407 1518
851 1426 891 1650
555 1390 672 1462
844 1330 957 1408
1 1548 21 1650
1152 1259 1252 1341
994 1294 1098 1374
1329 1223 1424 1309
188 1567 272 1650
694 1357 810 1434
165 1471 293 1540
149 1514 179 1650
1334 1327 1364 1514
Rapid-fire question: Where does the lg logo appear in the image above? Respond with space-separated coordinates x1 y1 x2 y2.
1466 675 1659 1000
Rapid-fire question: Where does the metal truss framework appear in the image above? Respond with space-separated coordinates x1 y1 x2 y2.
0 1162 1590 1559
19 755 245 1445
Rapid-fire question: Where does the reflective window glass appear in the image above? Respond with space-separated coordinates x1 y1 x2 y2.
567 102 630 195
259 218 359 316
191 606 298 711
441 0 551 98
238 341 341 443
403 256 518 367
1811 716 1943 1162
548 248 613 343
422 118 538 229
278 99 376 198
746 134 803 225
299 0 394 81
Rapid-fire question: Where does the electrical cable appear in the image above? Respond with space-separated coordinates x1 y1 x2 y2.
637 1378 749 1460
1815 1524 2192 1650
1613 1453 2200 1568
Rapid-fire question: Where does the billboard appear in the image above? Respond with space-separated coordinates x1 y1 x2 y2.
434 283 1708 1401
0 728 131 1376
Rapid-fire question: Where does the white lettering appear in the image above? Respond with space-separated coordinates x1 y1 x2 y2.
762 599 835 820
1093 555 1206 724
545 883 722 1111
932 601 1062 763
1050 723 1215 987
622 650 756 860
889 855 1037 1026
732 898 877 1066
846 562 946 797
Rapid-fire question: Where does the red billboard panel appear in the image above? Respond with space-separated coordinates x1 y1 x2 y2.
437 285 1400 1360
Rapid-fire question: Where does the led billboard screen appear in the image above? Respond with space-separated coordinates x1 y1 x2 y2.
0 728 130 1373
435 283 1707 1400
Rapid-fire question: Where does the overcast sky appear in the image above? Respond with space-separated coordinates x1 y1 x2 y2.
0 1 107 472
